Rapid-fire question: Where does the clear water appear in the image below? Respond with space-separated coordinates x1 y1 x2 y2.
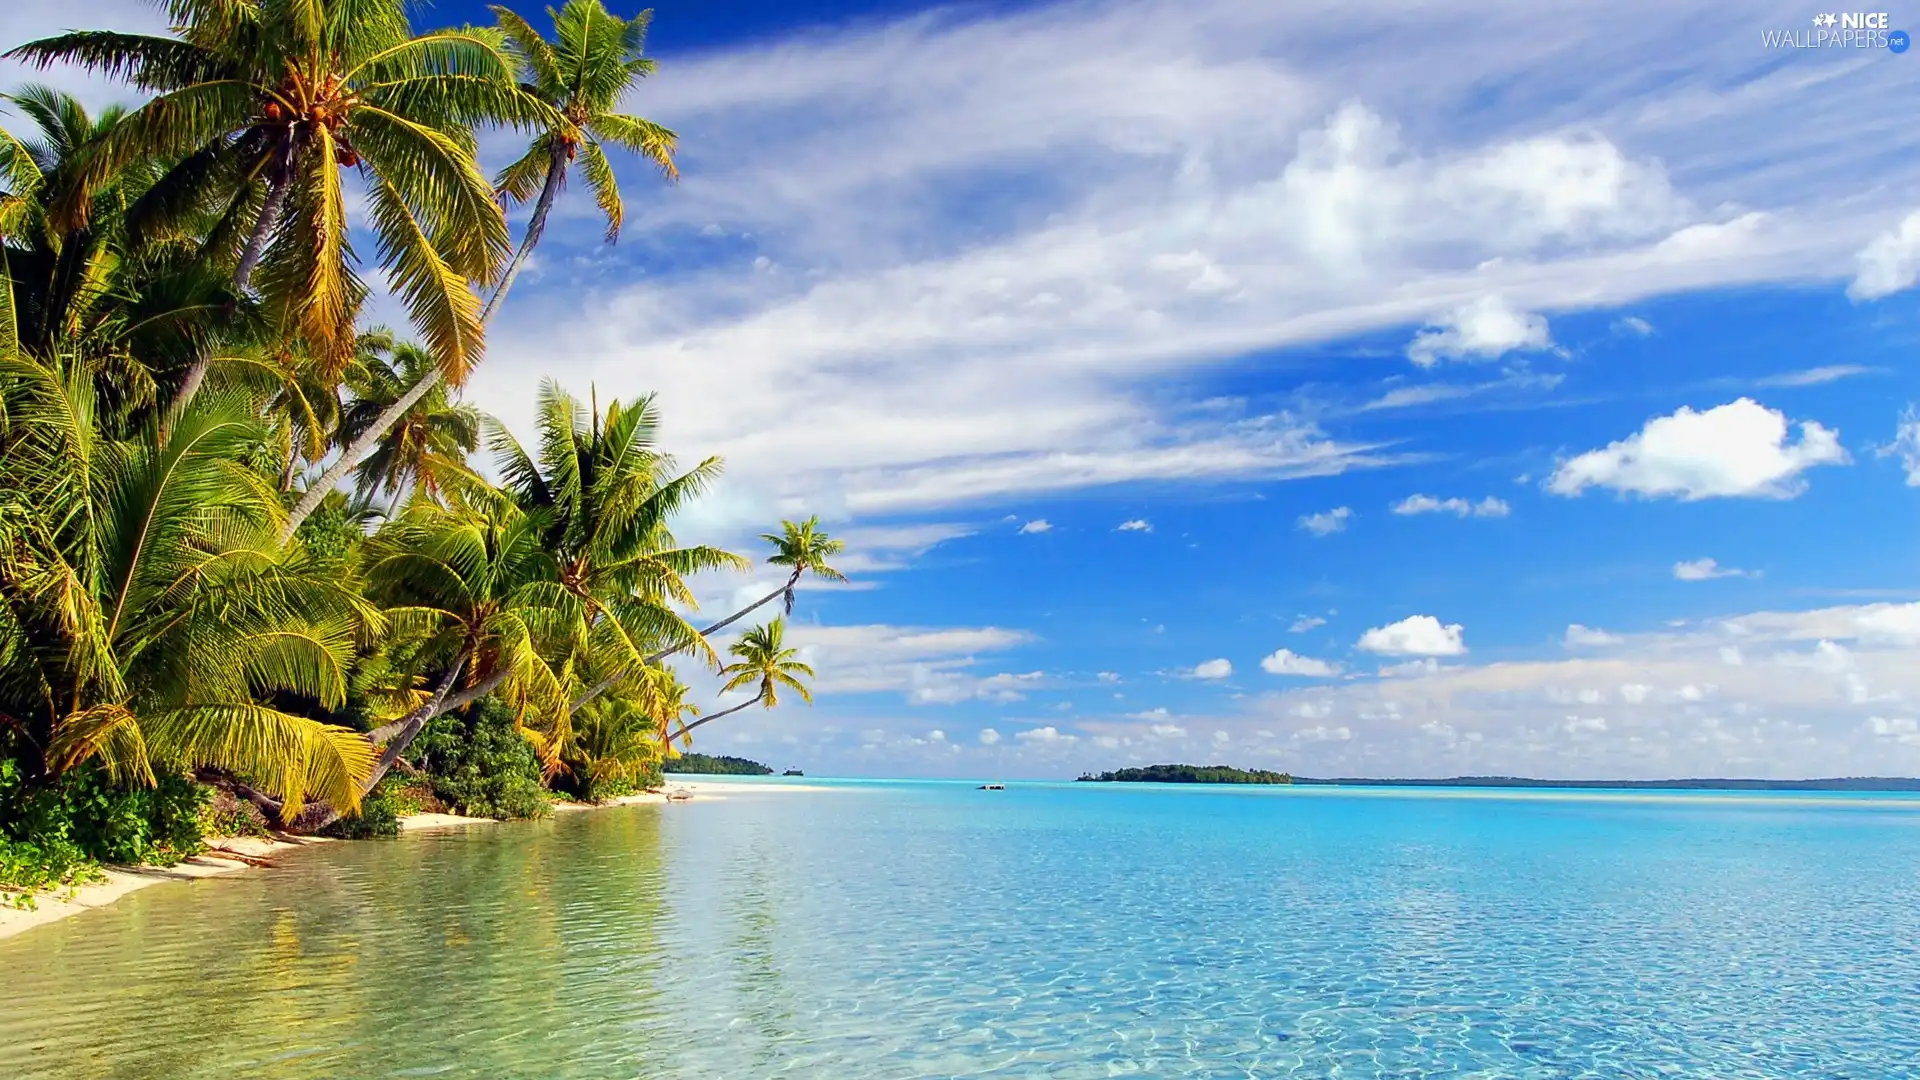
6 779 1920 1079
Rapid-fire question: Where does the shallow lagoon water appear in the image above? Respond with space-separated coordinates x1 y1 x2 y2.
6 778 1920 1078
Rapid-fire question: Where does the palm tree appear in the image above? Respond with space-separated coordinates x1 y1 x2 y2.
677 620 814 738
285 0 675 538
0 355 379 821
330 494 587 828
6 0 543 407
339 337 482 512
1 87 245 420
487 381 753 712
566 666 692 790
563 515 846 716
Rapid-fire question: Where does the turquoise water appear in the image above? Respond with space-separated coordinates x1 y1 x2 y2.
6 779 1920 1078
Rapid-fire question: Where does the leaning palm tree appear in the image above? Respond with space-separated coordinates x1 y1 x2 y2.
334 494 587 825
284 0 675 537
6 0 543 406
0 354 378 821
339 338 482 512
676 620 814 738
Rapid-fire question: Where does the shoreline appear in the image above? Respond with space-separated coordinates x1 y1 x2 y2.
0 776 827 942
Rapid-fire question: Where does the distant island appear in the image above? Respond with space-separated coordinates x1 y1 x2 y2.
1072 767 1920 792
665 754 774 776
1079 764 1293 784
1290 776 1920 792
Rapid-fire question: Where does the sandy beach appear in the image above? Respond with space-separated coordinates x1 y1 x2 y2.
0 776 832 941
0 833 331 941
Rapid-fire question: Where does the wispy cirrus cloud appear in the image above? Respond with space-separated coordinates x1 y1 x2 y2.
472 0 1920 529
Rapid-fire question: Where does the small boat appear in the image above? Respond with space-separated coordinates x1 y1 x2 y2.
978 783 1005 790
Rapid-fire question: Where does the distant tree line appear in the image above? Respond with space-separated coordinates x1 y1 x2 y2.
1078 764 1293 785
664 754 774 776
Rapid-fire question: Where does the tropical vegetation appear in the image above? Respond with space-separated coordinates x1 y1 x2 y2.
1077 765 1295 785
0 1 839 904
664 753 775 776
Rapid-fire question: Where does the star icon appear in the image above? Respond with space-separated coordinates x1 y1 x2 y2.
1822 13 1838 26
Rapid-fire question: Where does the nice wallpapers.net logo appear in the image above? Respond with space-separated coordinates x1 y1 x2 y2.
1762 11 1911 50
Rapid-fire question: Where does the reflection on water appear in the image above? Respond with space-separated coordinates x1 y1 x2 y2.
7 782 1920 1078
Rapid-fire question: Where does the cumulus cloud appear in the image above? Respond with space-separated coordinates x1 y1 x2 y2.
1879 406 1920 487
1673 557 1756 581
1293 725 1353 742
1391 494 1512 518
1261 649 1343 676
1192 658 1234 679
1407 295 1554 367
978 728 1002 745
1289 615 1328 633
1357 615 1468 657
1849 210 1920 301
1015 725 1076 743
1097 671 1123 683
1548 399 1849 500
1115 518 1152 532
1299 506 1353 536
1018 518 1054 534
1564 624 1624 647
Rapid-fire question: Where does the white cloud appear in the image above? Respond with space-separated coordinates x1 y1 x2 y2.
1358 615 1468 657
1097 671 1123 683
1293 724 1353 742
1753 365 1871 388
1849 210 1920 301
830 521 976 573
1149 723 1188 738
1116 518 1152 532
1673 557 1756 581
1564 624 1623 648
1613 315 1654 336
781 623 1035 705
1192 658 1234 679
470 0 1920 527
1379 657 1445 677
978 728 1002 745
1018 518 1054 534
1407 295 1554 367
1288 615 1328 633
1879 406 1920 487
1015 725 1076 744
1260 649 1342 677
1299 506 1352 536
1549 399 1849 501
1391 494 1511 518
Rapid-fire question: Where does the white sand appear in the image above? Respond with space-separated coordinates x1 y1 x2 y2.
395 811 499 830
665 777 842 794
0 833 330 942
1 779 837 942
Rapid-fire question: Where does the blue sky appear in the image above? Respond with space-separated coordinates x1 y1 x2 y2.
6 0 1920 779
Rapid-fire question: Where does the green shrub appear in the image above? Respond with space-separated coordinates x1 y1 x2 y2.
1 752 212 904
320 778 402 839
411 700 552 820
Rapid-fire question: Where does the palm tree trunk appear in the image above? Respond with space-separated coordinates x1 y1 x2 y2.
676 692 764 739
296 652 516 834
281 146 567 540
568 572 800 716
479 141 567 327
174 163 291 414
